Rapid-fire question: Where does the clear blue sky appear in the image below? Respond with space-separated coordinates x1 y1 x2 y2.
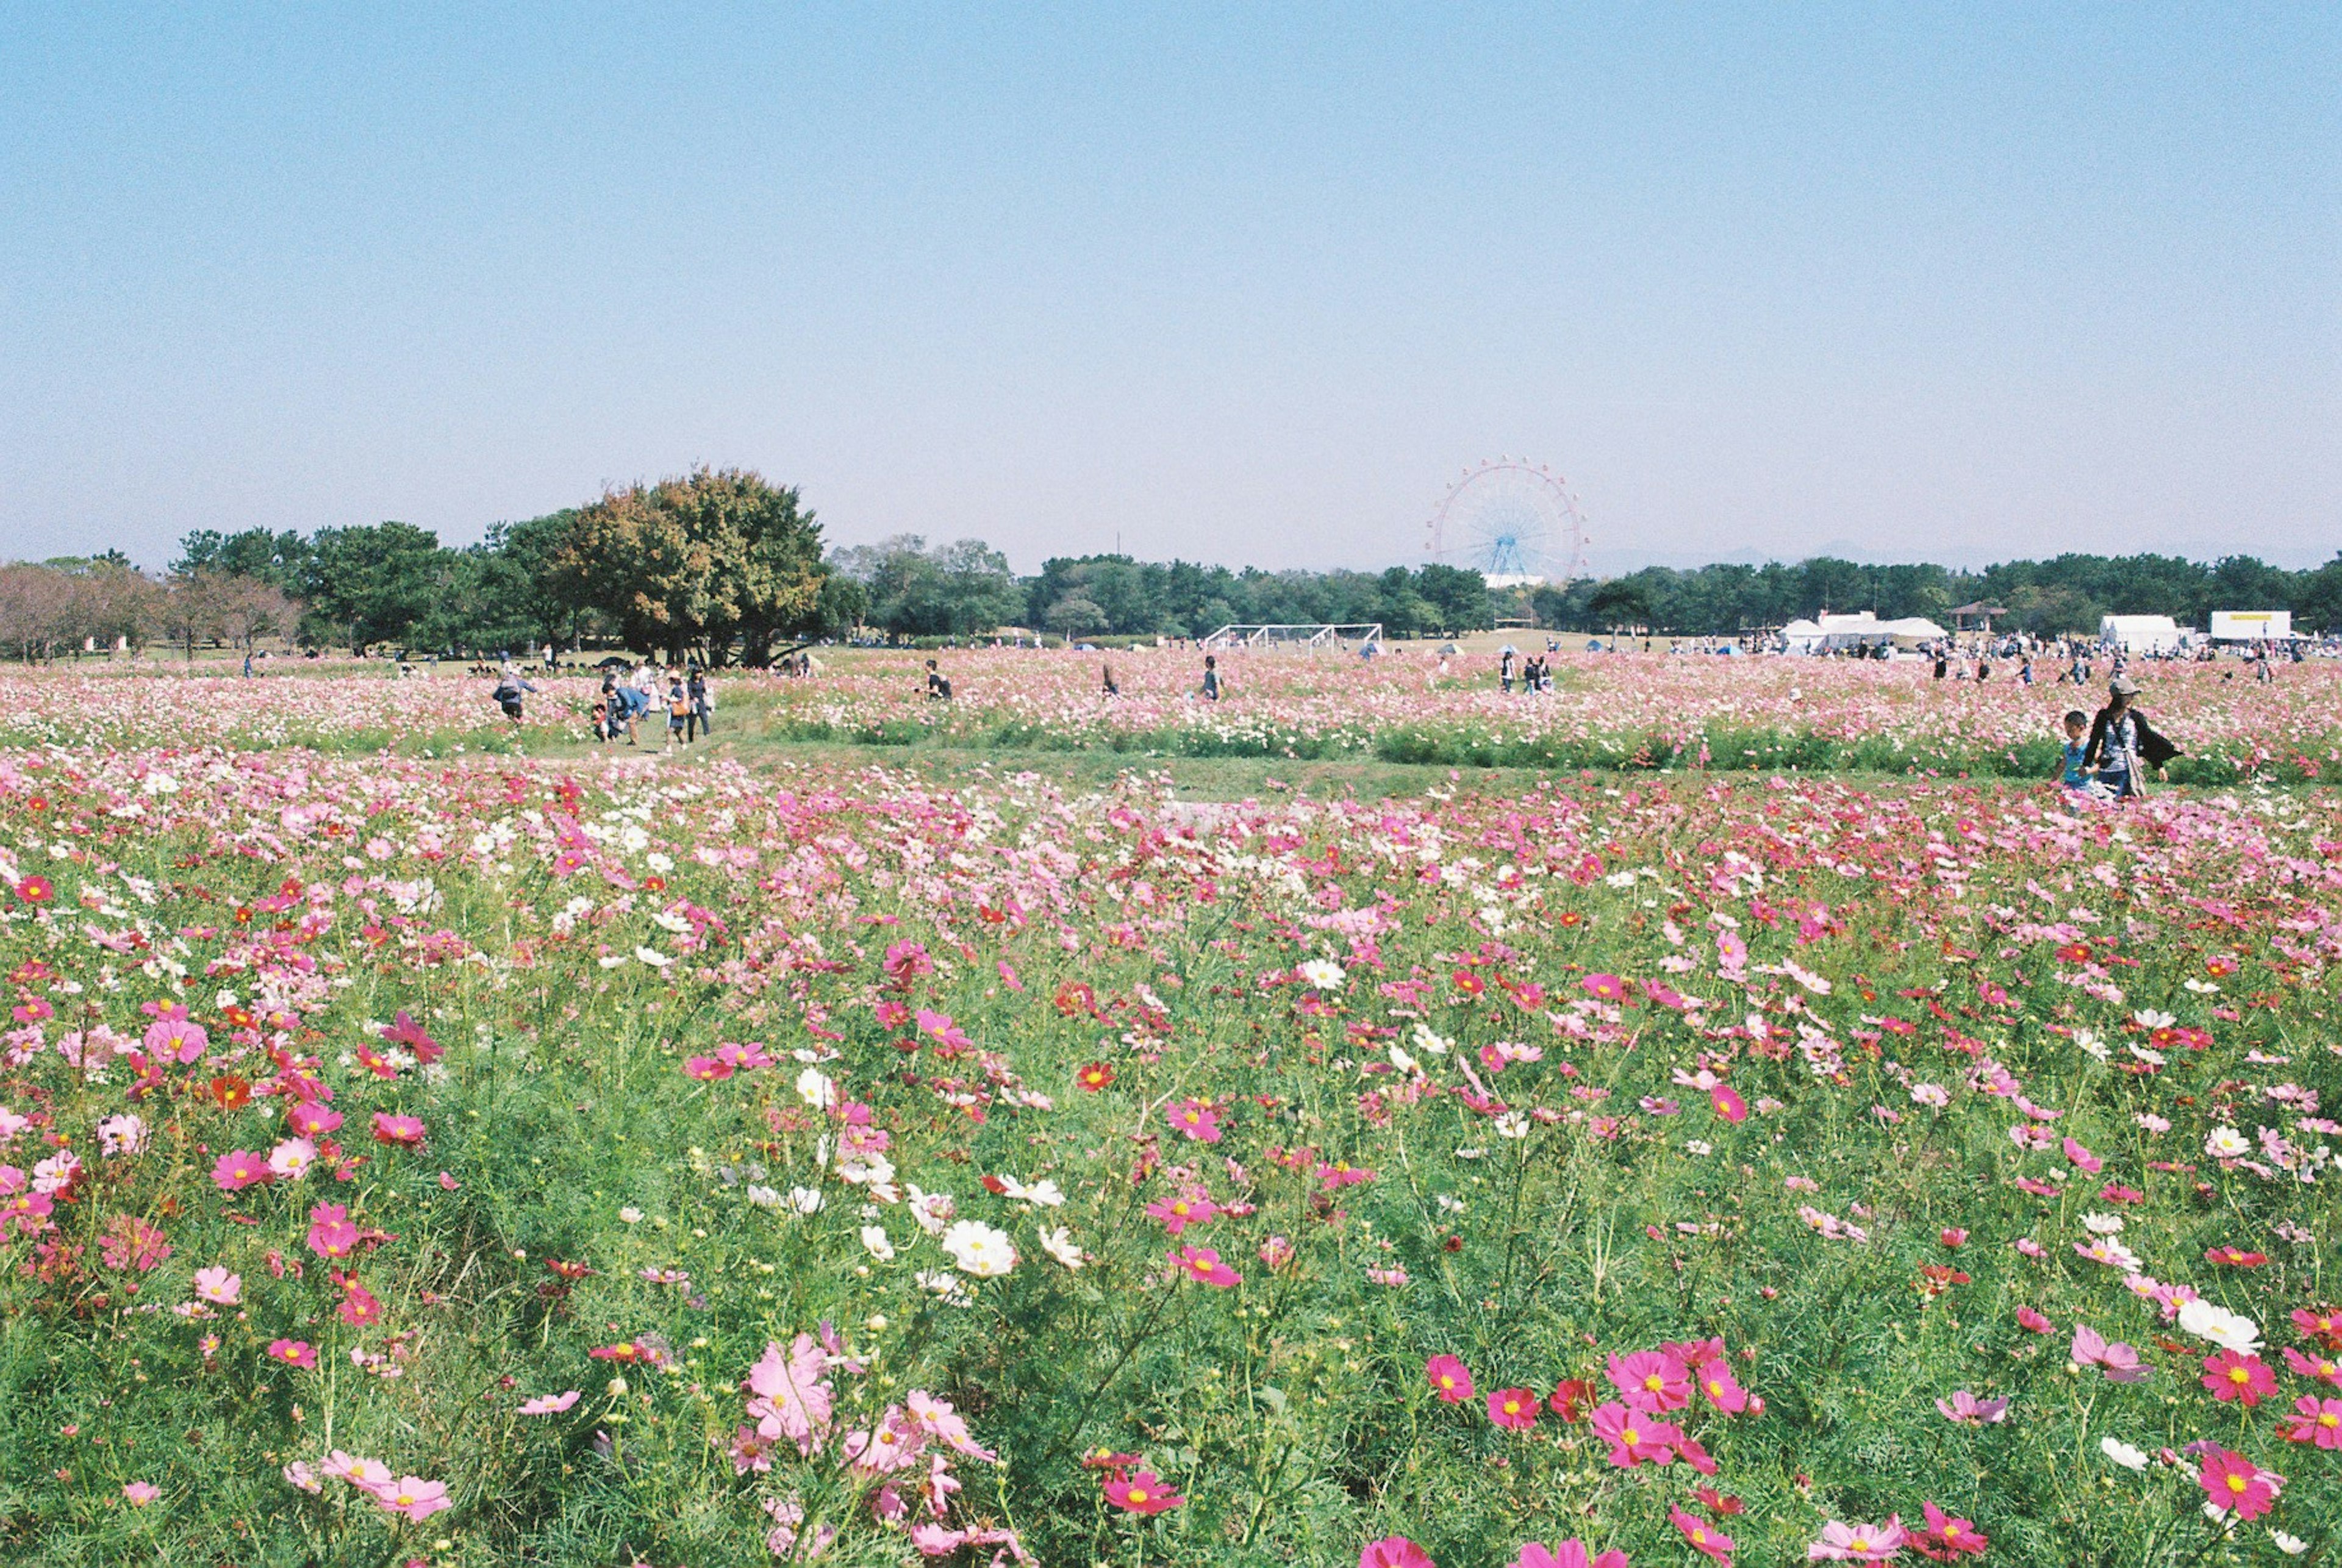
4 4 2336 573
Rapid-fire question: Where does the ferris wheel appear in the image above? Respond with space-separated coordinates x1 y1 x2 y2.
1424 459 1590 585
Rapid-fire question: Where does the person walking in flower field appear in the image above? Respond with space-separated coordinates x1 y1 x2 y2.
2080 673 2178 799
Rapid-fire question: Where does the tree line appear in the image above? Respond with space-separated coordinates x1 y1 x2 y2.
1537 551 2342 638
5 464 2337 662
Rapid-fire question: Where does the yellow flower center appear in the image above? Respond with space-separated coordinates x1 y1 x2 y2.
1438 1375 1454 1389
2227 1474 2249 1494
1503 1400 1520 1415
2321 1413 2339 1429
1128 1488 1148 1503
1691 1529 1706 1544
2230 1367 2251 1385
1645 1375 1666 1392
1943 1524 1961 1538
1622 1427 1641 1445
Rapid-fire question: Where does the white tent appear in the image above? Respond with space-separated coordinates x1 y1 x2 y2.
2100 614 2184 653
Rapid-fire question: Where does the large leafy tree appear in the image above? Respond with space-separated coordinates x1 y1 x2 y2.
300 522 453 654
556 467 826 665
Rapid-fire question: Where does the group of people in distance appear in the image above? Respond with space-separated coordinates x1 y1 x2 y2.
592 664 714 748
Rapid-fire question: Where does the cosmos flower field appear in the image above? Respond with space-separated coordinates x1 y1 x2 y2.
1 654 2337 1566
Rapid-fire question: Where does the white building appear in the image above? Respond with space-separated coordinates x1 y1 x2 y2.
2099 614 2185 653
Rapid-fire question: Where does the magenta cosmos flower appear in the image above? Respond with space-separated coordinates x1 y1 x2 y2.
1589 1400 1677 1467
1672 1505 1735 1563
1608 1348 1691 1412
1145 1191 1220 1236
2197 1447 2279 1519
1166 1099 1222 1142
1710 1084 1748 1123
1424 1354 1474 1403
2278 1395 2342 1448
1513 1541 1627 1568
1911 1502 1986 1559
370 1113 426 1147
1694 1358 1749 1414
267 1339 318 1369
1486 1387 1538 1431
1103 1469 1183 1514
1806 1516 1905 1561
2200 1350 2277 1406
1581 973 1628 1001
1170 1245 1241 1288
1361 1539 1434 1568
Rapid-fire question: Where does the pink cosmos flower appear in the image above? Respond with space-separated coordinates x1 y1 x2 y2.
1608 1348 1691 1412
282 1460 321 1493
285 1100 343 1139
1170 1245 1241 1288
1166 1099 1222 1143
2277 1395 2342 1448
210 1150 270 1192
1425 1353 1475 1403
1103 1469 1183 1514
2014 1306 2052 1334
1589 1400 1677 1467
1694 1358 1749 1414
1806 1517 1905 1561
267 1339 317 1369
2069 1324 2148 1382
745 1334 834 1456
121 1480 160 1506
1513 1542 1627 1568
374 1476 451 1522
2061 1136 2102 1173
143 1017 208 1065
192 1265 241 1306
521 1390 581 1416
370 1113 426 1147
1710 1084 1748 1123
2200 1350 2277 1406
1933 1389 2008 1426
1581 973 1628 1001
322 1450 395 1494
1361 1539 1434 1568
1672 1505 1736 1563
684 1055 734 1081
1486 1387 1539 1431
1258 1234 1296 1270
2197 1447 2277 1519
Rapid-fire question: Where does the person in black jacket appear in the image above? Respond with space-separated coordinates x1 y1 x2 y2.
2081 675 2179 799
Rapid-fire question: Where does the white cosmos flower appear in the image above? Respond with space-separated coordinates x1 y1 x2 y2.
2272 1528 2308 1555
795 1068 837 1112
744 1184 782 1209
1039 1226 1086 1270
939 1220 1016 1278
787 1186 824 1214
917 1269 975 1306
2100 1437 2148 1471
2177 1298 2262 1354
859 1226 896 1262
1297 959 1345 990
839 1152 895 1187
2082 1212 2125 1236
999 1175 1064 1208
632 946 671 968
1494 1112 1530 1140
2205 1126 2249 1159
2133 1009 2175 1029
1408 1023 1453 1057
906 1186 954 1236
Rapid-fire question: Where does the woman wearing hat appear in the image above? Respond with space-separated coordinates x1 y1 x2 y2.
2081 675 2179 799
